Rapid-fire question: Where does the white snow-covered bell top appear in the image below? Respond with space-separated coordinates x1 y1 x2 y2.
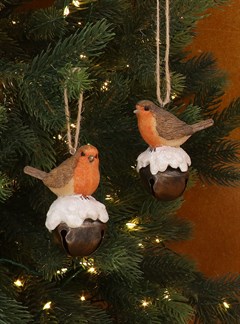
45 195 109 231
136 146 191 174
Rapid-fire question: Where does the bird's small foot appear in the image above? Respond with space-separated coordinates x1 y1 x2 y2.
149 147 156 152
80 195 90 200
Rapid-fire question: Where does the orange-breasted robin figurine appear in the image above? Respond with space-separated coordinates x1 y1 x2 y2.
134 100 214 148
24 144 100 197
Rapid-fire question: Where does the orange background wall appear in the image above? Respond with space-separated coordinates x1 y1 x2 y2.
172 0 240 277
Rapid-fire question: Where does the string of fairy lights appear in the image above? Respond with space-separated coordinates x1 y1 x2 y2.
12 258 98 311
11 218 232 313
13 275 232 312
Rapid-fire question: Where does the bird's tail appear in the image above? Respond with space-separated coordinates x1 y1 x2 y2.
192 118 214 133
24 166 47 180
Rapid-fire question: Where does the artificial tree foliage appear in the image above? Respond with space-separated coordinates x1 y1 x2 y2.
1 0 240 323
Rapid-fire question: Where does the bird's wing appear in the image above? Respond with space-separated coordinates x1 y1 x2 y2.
155 109 193 140
43 154 78 188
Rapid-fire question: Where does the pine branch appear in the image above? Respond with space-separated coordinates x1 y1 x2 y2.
0 109 57 182
177 53 226 112
0 289 33 323
190 273 240 323
0 59 26 84
19 19 114 130
127 196 193 242
0 172 13 202
0 259 38 276
31 241 71 281
0 104 7 130
168 103 203 125
20 277 57 321
185 99 240 186
187 139 240 186
49 289 113 323
213 98 240 137
26 6 66 41
142 250 196 288
0 266 15 298
95 232 143 285
0 0 29 18
0 29 24 56
25 18 114 73
199 165 240 186
155 289 194 324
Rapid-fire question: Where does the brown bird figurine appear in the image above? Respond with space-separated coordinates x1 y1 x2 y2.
134 100 214 148
24 144 100 197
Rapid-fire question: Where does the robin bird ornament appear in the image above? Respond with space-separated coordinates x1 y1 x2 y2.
24 144 100 197
134 100 214 148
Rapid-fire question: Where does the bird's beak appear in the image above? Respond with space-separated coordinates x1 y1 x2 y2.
133 104 141 114
88 155 95 163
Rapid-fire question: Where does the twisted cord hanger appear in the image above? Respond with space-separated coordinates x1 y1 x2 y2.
64 89 83 155
156 0 171 107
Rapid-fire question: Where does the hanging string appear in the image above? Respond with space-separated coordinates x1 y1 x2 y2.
156 0 171 107
64 88 83 155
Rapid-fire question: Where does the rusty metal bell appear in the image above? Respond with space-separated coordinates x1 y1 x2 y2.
53 219 106 257
139 165 189 201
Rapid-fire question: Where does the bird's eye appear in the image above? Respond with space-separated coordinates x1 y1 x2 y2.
81 152 85 156
144 106 150 111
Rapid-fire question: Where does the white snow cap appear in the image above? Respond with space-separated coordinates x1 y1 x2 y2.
136 146 191 174
45 195 109 231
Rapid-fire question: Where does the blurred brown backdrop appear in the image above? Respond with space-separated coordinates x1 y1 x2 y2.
172 0 240 277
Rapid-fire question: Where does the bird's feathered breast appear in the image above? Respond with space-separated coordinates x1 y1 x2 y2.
153 108 193 140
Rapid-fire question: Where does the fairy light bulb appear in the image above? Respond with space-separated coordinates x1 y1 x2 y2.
79 258 94 270
80 260 88 266
63 6 70 16
126 222 137 230
88 267 96 274
105 194 112 201
56 268 68 275
223 301 230 309
163 289 171 301
141 300 149 307
14 279 23 287
43 301 52 310
101 80 111 92
72 0 80 7
80 295 86 301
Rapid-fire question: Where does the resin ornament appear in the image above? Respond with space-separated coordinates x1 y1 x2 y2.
53 220 106 257
134 100 214 201
46 195 109 257
24 145 109 257
137 147 190 201
134 100 214 148
24 144 100 197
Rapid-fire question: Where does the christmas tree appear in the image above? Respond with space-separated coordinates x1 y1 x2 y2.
1 0 240 322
